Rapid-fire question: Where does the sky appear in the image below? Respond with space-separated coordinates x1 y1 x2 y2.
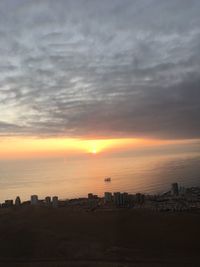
0 0 200 157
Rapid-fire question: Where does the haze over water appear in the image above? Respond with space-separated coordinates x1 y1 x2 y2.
0 149 199 203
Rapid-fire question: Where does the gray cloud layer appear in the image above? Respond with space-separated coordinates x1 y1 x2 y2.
0 0 200 139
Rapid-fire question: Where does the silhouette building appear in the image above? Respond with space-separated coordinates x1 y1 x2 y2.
171 183 179 196
113 192 128 206
88 193 93 199
104 192 112 203
31 195 38 205
15 196 21 206
4 200 13 207
45 196 51 206
52 196 58 208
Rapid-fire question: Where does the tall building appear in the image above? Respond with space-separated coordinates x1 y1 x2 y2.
15 196 21 206
31 195 38 205
179 186 186 195
52 196 58 208
88 193 94 199
122 192 129 205
45 196 51 206
104 192 112 203
113 192 121 206
114 192 129 206
171 183 179 196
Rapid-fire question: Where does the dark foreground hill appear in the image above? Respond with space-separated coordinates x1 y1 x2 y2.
0 207 199 266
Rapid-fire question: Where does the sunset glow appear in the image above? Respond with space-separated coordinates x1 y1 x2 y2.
0 137 196 159
0 137 137 158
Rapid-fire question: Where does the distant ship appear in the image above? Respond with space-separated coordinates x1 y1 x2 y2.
104 177 111 182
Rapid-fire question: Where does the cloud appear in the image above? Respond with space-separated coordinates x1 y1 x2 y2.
0 0 200 139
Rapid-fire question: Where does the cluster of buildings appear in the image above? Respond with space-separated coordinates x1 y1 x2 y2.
1 195 59 208
104 192 144 207
1 183 200 212
89 183 200 212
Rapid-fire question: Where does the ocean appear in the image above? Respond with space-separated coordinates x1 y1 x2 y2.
0 150 200 202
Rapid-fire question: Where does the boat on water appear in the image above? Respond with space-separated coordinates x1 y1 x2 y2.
104 177 111 182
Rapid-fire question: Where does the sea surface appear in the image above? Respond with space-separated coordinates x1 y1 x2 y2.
0 151 200 202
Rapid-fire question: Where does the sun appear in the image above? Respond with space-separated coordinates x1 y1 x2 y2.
92 148 97 154
79 138 143 155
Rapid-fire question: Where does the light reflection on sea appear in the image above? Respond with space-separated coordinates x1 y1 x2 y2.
0 152 200 202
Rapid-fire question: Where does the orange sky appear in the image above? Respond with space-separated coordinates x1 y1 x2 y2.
0 137 197 160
